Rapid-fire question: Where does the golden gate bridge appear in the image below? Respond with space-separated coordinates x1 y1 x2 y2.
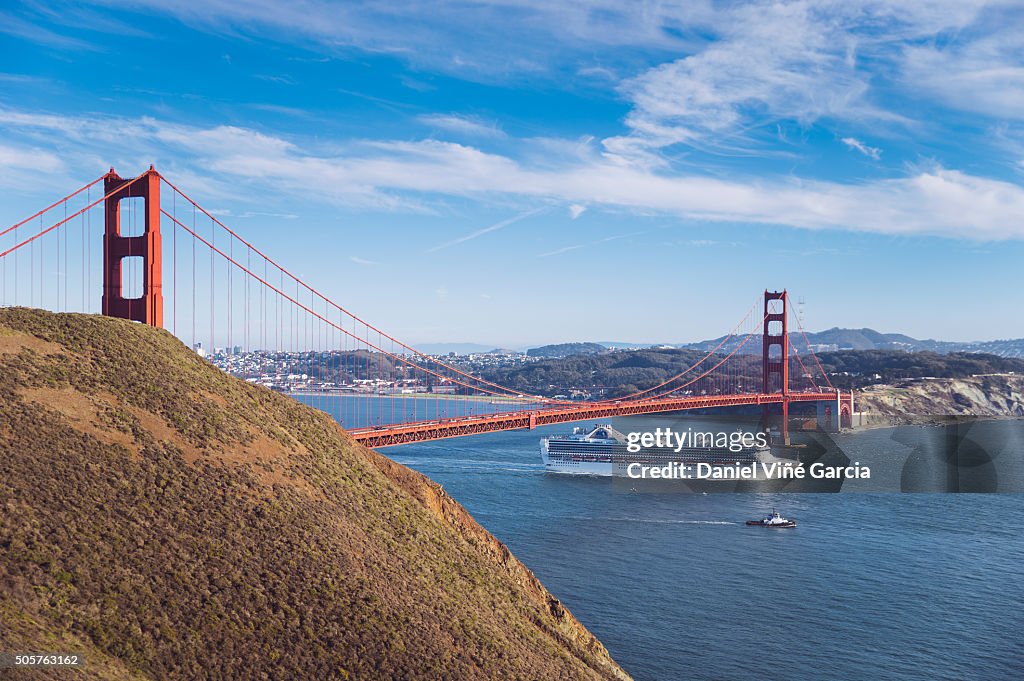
0 167 853 447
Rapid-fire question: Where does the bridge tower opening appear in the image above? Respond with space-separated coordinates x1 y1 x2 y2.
763 290 789 443
102 167 163 327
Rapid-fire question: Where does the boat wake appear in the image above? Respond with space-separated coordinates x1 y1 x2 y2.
627 518 737 526
558 515 737 526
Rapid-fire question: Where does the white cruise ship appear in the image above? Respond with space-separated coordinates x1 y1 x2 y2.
540 423 778 476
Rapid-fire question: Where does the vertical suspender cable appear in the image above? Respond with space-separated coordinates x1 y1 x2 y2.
86 187 90 311
210 216 215 359
63 199 68 311
228 233 232 374
192 205 196 351
82 191 88 312
172 188 177 336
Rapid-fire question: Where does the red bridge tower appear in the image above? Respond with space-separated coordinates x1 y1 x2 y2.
763 290 789 442
102 167 163 327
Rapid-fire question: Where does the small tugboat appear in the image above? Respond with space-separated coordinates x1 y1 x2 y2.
746 509 797 528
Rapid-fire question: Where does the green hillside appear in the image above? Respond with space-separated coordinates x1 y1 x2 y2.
0 308 629 681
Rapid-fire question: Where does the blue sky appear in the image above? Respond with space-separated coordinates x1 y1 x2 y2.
2 1 1024 345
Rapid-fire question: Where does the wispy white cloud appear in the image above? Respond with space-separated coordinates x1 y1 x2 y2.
568 204 586 219
349 255 377 266
538 244 583 257
540 230 643 257
400 75 436 92
72 0 711 78
208 208 299 219
247 103 314 118
0 143 63 172
5 109 1024 240
253 73 296 85
21 1 1024 168
0 11 99 51
426 208 544 252
0 72 51 84
613 2 872 153
577 65 618 81
901 24 1024 120
841 137 881 160
42 0 1022 138
0 142 65 192
418 113 506 139
602 1 1005 162
151 120 296 157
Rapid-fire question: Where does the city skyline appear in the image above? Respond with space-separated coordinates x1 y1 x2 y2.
2 1 1024 345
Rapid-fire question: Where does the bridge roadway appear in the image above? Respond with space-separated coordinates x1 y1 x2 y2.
349 391 840 447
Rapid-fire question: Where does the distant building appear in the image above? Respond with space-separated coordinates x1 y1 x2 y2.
193 342 206 358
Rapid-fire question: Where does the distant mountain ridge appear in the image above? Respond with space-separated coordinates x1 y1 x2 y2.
527 342 607 358
481 346 1024 397
683 327 1024 358
418 329 1024 359
412 342 500 355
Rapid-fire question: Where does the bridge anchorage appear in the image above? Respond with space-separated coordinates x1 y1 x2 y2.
0 166 853 447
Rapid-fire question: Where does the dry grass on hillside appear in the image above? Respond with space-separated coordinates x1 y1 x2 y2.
0 309 629 681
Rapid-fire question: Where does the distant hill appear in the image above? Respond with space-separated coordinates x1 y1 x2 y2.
419 329 1024 359
802 327 932 350
961 338 1024 358
0 309 628 681
814 350 1024 389
484 347 522 355
527 342 608 359
412 342 498 355
593 341 657 350
482 346 1024 397
684 327 1024 357
485 347 712 397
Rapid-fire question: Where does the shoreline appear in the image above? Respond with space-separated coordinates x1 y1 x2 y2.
844 413 1024 434
285 391 1024 431
287 390 534 403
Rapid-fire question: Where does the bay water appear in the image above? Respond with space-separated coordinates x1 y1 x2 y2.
298 396 1024 680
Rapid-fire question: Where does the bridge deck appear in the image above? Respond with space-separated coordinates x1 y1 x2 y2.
349 392 839 447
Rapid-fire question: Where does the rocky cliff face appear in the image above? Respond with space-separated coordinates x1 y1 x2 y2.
857 375 1024 421
0 309 630 681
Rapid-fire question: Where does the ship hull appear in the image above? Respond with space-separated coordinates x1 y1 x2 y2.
540 437 773 477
